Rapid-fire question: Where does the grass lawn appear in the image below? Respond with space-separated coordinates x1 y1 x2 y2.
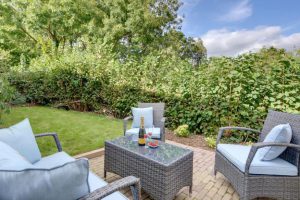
1 106 125 156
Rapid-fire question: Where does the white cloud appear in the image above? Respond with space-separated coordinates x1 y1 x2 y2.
201 26 300 57
219 0 252 22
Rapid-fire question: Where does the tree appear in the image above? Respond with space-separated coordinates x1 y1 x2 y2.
160 30 207 66
0 0 206 66
0 0 104 51
96 0 183 56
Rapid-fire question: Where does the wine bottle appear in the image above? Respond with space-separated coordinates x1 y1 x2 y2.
138 117 146 146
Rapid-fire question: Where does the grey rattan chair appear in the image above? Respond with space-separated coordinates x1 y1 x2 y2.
123 102 166 141
35 133 141 200
214 110 300 200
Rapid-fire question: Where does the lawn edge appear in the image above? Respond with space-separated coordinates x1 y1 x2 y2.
74 148 104 159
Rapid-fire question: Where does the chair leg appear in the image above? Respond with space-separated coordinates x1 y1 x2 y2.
130 181 141 200
213 168 217 176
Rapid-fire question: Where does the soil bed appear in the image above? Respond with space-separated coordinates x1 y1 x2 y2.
165 129 213 151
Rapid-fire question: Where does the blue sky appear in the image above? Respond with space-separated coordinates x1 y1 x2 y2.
179 0 300 56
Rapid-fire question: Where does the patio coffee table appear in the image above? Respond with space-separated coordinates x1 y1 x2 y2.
104 136 193 200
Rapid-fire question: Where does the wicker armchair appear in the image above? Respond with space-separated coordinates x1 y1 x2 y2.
214 110 300 200
123 102 166 141
35 133 141 200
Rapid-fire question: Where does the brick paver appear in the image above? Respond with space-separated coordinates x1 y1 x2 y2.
88 140 237 200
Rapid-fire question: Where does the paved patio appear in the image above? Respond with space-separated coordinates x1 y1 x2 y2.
88 140 240 200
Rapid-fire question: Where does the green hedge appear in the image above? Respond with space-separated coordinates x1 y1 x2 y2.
9 48 300 138
0 76 15 122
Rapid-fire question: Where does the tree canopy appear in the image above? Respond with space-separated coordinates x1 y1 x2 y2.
0 0 207 67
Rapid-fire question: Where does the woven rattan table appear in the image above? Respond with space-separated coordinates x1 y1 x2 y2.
104 136 193 200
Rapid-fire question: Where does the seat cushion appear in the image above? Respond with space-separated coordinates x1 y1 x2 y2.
217 144 298 176
0 118 42 163
33 151 75 168
131 107 153 128
125 127 161 139
258 123 292 161
0 159 90 200
89 172 128 200
0 141 33 170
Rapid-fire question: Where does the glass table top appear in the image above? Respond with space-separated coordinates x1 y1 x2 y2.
107 136 193 165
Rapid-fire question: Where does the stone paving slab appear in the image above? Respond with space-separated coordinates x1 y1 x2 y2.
88 140 239 200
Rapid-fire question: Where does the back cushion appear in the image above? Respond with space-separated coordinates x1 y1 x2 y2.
138 103 165 124
0 158 90 200
0 118 41 163
258 124 292 161
0 141 33 170
132 107 154 128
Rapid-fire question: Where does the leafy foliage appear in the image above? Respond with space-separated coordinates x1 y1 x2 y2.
0 0 206 67
204 136 216 148
174 124 190 137
1 1 299 140
0 76 15 123
9 47 300 138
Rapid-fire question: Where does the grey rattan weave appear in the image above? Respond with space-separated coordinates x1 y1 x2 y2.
79 176 141 200
123 102 166 141
215 110 300 200
104 136 193 200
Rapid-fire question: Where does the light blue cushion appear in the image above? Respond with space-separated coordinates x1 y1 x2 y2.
33 151 74 168
34 152 127 199
89 172 128 200
217 144 298 176
132 107 153 128
125 127 161 139
0 159 90 200
0 118 41 163
0 141 33 170
258 124 292 160
0 138 127 199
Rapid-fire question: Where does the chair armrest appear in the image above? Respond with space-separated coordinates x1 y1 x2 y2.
157 117 166 128
216 126 261 145
123 116 133 135
35 133 62 152
80 176 141 200
245 142 300 174
124 116 133 121
157 117 166 142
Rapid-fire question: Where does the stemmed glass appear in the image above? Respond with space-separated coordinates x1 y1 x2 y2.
148 131 153 142
144 127 152 147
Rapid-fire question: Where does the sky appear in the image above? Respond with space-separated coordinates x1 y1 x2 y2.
179 0 300 56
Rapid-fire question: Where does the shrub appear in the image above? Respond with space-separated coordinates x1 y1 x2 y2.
8 47 300 140
0 76 15 123
174 124 190 137
205 136 216 148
